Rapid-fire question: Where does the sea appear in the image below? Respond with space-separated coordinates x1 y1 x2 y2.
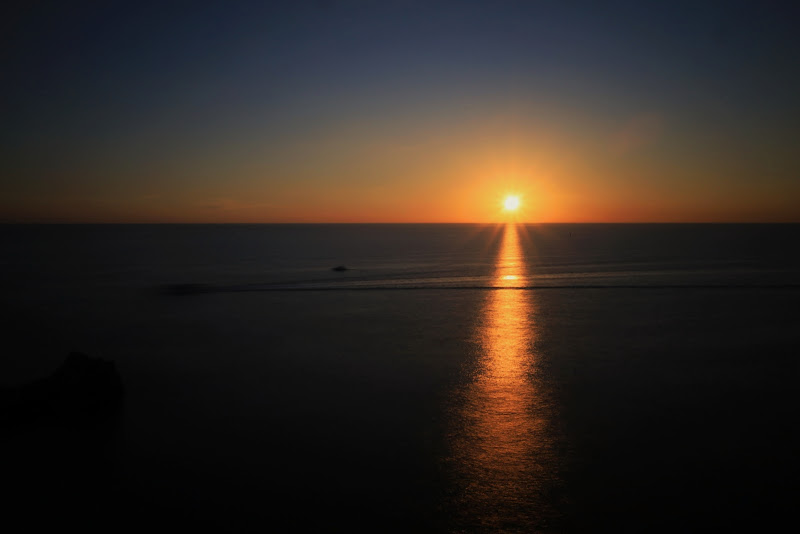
2 223 799 531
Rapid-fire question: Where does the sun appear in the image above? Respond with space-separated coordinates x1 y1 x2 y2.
503 195 520 211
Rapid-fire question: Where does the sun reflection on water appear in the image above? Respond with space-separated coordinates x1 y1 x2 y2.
449 223 558 531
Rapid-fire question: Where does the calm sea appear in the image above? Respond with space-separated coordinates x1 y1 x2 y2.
3 224 799 531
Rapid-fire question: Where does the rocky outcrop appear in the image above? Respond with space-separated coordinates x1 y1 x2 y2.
1 352 124 427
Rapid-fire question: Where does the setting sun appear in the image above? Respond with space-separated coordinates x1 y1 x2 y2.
504 195 521 211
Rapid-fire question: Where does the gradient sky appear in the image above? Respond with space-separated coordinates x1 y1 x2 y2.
2 0 799 222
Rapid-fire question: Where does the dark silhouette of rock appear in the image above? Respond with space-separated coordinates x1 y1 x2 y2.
331 265 348 272
1 352 124 428
4 353 125 526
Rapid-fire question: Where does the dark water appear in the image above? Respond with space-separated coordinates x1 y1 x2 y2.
2 224 799 531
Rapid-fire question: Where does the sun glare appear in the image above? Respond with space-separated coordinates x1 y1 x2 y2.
504 195 520 211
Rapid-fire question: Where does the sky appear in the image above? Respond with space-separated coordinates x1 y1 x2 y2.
2 0 799 223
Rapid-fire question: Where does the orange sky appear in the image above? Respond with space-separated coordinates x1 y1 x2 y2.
4 117 798 223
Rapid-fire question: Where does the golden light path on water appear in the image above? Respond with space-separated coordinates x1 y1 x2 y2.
449 223 558 531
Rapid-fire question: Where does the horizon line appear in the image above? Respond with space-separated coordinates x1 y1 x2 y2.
2 221 799 225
